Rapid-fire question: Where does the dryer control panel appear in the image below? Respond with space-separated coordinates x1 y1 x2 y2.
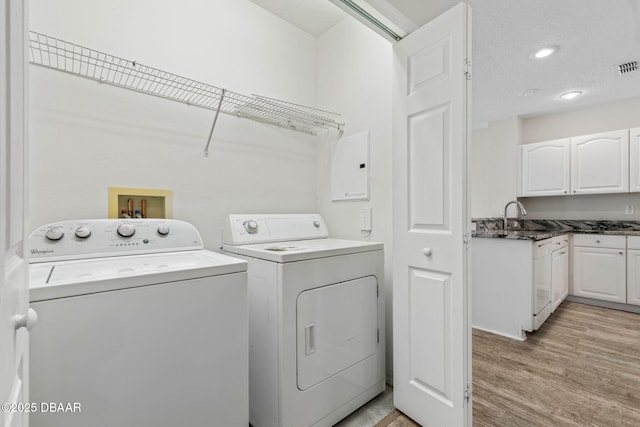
29 219 204 263
223 214 328 245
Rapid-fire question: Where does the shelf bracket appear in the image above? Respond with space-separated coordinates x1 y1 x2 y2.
204 88 226 157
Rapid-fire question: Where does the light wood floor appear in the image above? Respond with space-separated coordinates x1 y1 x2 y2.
473 301 640 427
373 301 640 427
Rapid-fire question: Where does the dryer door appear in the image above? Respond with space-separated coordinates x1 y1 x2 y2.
296 276 378 391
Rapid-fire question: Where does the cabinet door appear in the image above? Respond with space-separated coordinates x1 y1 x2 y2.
572 246 626 302
627 249 640 306
571 129 629 194
551 249 569 312
629 127 640 192
521 139 570 196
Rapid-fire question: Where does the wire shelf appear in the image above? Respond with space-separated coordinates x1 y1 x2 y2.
28 31 344 137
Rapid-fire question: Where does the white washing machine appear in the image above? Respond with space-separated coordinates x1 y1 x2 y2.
28 219 248 427
222 214 385 427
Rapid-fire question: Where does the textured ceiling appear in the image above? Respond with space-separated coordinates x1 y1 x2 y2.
252 0 640 128
443 0 640 127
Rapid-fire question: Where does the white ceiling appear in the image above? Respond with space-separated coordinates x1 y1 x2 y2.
249 0 346 36
251 0 640 128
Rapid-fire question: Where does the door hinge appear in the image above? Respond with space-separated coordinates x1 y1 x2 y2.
464 58 472 80
377 284 379 298
377 329 380 343
463 232 472 248
464 383 472 403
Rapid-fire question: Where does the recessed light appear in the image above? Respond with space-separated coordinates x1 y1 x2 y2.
560 91 582 100
530 45 559 59
519 89 540 97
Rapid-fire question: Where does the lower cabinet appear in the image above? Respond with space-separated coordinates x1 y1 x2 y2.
551 235 569 312
627 236 640 306
472 237 552 340
572 234 626 303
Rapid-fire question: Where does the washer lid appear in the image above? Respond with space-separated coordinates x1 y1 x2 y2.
29 250 246 302
222 238 383 263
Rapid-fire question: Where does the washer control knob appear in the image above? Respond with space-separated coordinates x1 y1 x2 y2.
117 223 136 238
313 220 320 228
157 224 170 236
45 227 64 241
244 220 259 234
75 226 91 239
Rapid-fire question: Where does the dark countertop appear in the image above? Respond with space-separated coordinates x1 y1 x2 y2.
572 229 640 236
473 228 640 241
472 229 570 241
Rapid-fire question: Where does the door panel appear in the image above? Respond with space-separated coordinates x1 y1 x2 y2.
521 139 570 196
630 127 640 192
408 104 450 228
551 249 569 312
392 3 471 426
571 130 629 194
408 268 451 401
627 249 640 306
573 247 626 303
1 1 29 427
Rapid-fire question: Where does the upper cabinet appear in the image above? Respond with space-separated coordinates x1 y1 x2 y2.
629 127 640 192
520 129 634 197
520 139 570 197
571 129 629 195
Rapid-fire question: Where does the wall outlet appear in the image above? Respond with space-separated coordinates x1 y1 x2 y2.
626 205 635 215
360 207 372 231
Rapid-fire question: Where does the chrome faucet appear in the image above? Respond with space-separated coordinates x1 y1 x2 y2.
503 200 527 231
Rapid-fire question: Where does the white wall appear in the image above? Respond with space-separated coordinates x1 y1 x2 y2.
470 117 521 217
31 0 396 384
520 96 640 220
28 0 321 249
316 18 394 382
521 97 640 143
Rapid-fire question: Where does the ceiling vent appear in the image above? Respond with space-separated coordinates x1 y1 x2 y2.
618 61 638 74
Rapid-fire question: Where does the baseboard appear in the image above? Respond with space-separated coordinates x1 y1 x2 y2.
565 296 640 314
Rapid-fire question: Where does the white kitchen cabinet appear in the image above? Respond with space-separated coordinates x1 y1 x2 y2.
572 234 626 303
570 129 629 195
550 234 569 312
520 139 570 197
472 237 552 340
626 236 640 306
629 127 640 192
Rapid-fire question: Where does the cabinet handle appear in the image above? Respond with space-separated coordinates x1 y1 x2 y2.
573 190 577 193
559 251 566 255
596 240 600 243
564 190 567 194
423 248 432 257
620 251 624 255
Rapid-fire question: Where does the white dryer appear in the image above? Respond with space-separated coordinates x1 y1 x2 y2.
222 214 385 427
28 219 248 427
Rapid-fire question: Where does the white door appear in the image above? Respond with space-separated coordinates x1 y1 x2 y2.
629 127 640 192
573 247 626 303
627 249 640 306
1 1 30 427
392 3 471 426
551 248 569 312
520 139 571 197
571 129 629 195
